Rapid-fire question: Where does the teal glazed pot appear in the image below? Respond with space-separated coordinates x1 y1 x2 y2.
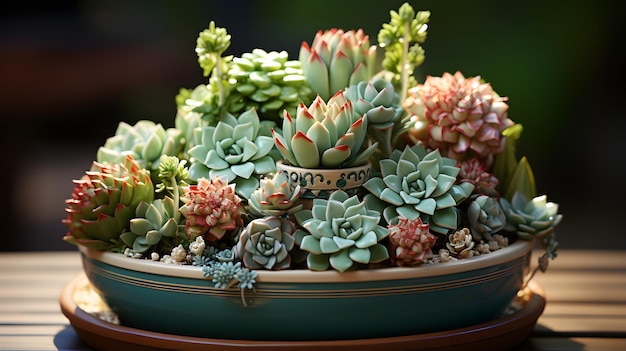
79 239 533 341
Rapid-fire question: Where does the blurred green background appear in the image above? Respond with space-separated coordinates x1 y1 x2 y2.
1 0 622 251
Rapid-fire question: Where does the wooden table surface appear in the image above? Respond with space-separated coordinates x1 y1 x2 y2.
1 249 625 351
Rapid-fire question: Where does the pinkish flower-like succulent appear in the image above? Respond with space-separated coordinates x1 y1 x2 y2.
403 71 514 162
387 217 437 266
179 176 244 242
458 158 500 197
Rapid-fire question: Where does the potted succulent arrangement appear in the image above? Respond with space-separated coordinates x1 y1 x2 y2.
61 2 562 347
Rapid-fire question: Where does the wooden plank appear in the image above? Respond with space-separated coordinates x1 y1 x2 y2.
532 270 626 303
537 314 626 334
530 249 626 271
1 271 83 282
0 286 73 299
0 312 69 325
543 303 626 317
0 335 91 351
0 301 61 313
517 337 626 351
0 325 69 336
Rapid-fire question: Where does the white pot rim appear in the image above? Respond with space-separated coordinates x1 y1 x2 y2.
79 239 533 283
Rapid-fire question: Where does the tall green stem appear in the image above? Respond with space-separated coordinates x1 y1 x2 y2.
171 175 180 223
214 55 227 108
400 21 411 103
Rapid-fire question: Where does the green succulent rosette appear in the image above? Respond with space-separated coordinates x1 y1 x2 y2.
235 216 296 270
500 192 562 241
187 108 278 199
343 77 411 161
120 196 183 254
293 190 390 272
96 120 184 183
467 194 506 241
363 144 474 235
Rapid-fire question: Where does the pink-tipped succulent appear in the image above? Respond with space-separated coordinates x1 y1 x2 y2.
247 172 303 218
404 71 514 163
62 155 154 250
179 176 244 242
387 217 437 266
272 91 377 168
299 28 377 100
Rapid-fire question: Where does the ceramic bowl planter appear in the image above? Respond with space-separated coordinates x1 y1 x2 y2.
79 239 533 341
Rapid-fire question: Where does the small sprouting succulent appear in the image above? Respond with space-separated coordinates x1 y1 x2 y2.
96 120 184 183
235 216 296 270
154 155 190 204
187 108 278 199
343 77 410 160
179 176 245 242
363 144 474 235
467 194 506 242
272 91 378 169
299 28 377 101
445 228 475 259
119 155 190 255
119 197 182 254
246 171 303 218
215 248 237 262
387 217 437 266
293 190 390 272
403 71 514 163
62 155 154 250
226 49 314 123
176 21 233 126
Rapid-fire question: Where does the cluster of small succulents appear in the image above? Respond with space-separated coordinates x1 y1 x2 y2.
62 2 562 293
